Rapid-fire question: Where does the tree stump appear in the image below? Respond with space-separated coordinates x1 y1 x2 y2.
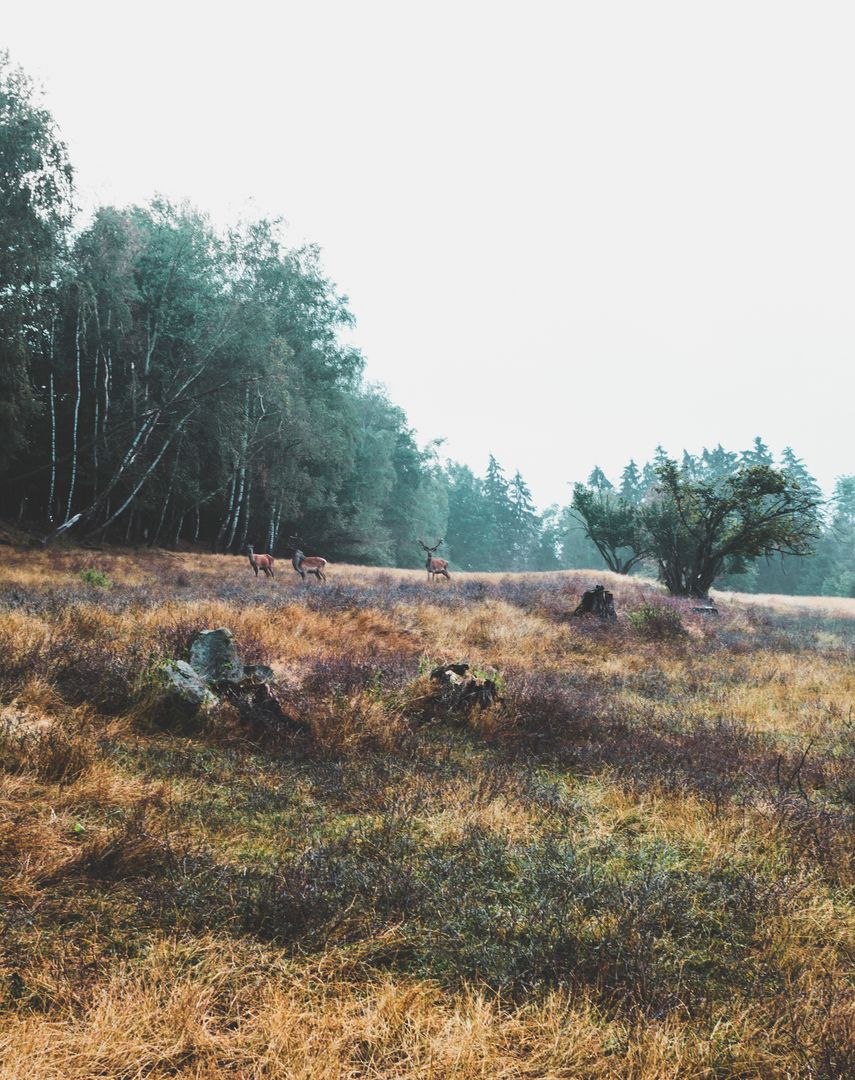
430 663 499 711
571 583 617 621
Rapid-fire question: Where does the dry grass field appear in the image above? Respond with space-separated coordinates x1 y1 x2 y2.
0 548 853 1079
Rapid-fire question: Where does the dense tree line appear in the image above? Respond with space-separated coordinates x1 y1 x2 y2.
0 55 851 593
569 440 853 597
0 54 449 566
440 441 852 597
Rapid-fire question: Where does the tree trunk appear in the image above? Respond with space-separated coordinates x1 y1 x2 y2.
572 584 617 620
103 308 112 436
47 367 57 524
92 314 100 482
267 502 278 555
225 386 251 552
89 413 193 539
151 440 182 547
65 302 82 520
238 479 252 551
173 509 186 547
215 471 237 551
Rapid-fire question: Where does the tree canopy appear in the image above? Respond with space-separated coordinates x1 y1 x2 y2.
0 56 851 593
642 460 822 597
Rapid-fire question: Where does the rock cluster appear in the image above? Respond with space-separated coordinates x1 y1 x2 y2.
153 628 289 726
189 628 245 685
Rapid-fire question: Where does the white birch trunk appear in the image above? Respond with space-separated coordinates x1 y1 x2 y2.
238 479 252 550
225 386 250 551
65 303 82 520
92 413 192 537
152 440 182 546
46 315 57 522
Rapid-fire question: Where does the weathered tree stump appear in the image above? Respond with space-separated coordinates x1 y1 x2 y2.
571 583 617 621
430 662 499 711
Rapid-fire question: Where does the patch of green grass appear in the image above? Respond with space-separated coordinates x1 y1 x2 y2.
78 568 112 588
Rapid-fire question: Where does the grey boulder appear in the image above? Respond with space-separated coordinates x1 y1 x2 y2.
154 659 218 713
189 628 244 686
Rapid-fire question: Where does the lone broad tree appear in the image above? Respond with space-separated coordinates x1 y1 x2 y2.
570 484 650 574
641 460 822 597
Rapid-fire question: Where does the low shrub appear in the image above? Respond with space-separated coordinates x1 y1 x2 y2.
628 601 687 641
78 568 112 588
47 639 141 714
171 823 766 1011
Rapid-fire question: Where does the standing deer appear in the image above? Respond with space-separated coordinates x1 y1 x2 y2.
419 537 450 582
246 545 275 579
290 537 327 583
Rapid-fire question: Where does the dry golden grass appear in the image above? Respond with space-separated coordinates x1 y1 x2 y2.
1 934 850 1080
1 547 854 1077
715 589 855 620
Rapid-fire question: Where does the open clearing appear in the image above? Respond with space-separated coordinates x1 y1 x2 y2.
1 549 853 1079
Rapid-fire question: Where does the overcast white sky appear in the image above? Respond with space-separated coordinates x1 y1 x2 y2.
6 1 853 506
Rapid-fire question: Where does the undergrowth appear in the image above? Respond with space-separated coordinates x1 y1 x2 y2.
1 548 854 1078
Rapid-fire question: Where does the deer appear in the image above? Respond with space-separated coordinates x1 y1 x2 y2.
290 537 327 583
419 537 450 582
246 544 275 579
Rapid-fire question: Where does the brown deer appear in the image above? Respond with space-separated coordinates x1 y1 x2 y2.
419 537 450 582
290 537 327 583
246 545 274 579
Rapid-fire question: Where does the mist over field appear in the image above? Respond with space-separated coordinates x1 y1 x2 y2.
2 8 855 1078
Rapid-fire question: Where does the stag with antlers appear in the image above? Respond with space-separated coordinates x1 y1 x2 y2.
290 536 327 583
419 537 450 582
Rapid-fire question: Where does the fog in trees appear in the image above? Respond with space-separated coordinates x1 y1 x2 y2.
0 53 852 595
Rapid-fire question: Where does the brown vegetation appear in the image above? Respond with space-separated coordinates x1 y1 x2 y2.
1 548 854 1078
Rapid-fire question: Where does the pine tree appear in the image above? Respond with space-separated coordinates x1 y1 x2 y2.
740 436 774 468
507 470 539 570
619 459 643 504
445 463 486 571
0 52 73 477
587 465 613 491
700 444 739 481
482 455 512 570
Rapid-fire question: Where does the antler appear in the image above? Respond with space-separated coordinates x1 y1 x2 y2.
419 537 444 553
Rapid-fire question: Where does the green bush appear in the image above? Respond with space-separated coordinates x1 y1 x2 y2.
79 568 112 588
628 602 687 641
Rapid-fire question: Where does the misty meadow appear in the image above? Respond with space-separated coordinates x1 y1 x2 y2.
2 31 855 1080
